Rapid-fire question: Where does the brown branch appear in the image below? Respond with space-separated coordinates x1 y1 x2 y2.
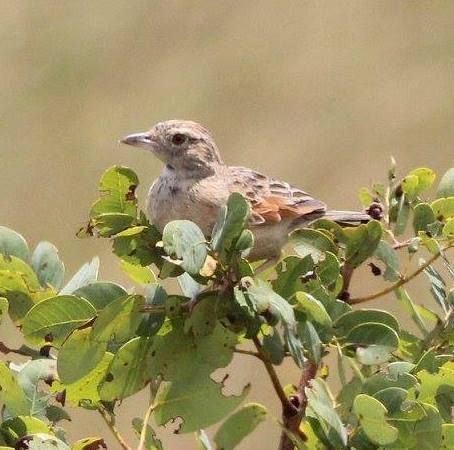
349 243 454 304
252 336 292 412
98 406 131 450
278 360 318 450
233 348 262 359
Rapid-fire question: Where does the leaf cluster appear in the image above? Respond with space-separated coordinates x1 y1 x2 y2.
0 164 453 450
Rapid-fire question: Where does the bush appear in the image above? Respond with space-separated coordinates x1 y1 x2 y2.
0 162 453 450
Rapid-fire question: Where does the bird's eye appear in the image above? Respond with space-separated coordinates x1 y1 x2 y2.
171 133 187 146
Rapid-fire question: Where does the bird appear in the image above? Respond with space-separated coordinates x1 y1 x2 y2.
120 120 371 262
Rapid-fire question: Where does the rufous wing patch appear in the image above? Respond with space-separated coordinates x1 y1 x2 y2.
251 196 326 225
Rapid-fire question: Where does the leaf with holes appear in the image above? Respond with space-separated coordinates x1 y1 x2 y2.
23 295 96 347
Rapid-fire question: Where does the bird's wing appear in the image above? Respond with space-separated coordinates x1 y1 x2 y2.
228 166 326 226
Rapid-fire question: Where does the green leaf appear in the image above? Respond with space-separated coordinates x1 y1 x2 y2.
92 213 135 237
306 378 347 448
90 166 138 219
11 433 69 449
60 257 99 295
154 379 249 434
149 322 247 433
413 203 436 233
423 262 448 314
0 361 29 416
0 226 29 261
148 322 237 382
443 218 454 237
437 167 454 198
23 295 96 346
17 359 57 418
235 229 254 257
290 229 337 263
184 295 217 337
356 345 395 365
374 387 407 414
441 424 454 449
54 353 113 408
162 220 207 276
214 403 267 450
58 328 106 384
211 192 250 257
334 309 400 336
72 282 127 311
353 394 398 446
262 329 285 365
389 402 442 450
402 168 436 199
298 321 322 364
343 221 382 267
0 297 8 325
431 197 454 220
415 362 454 423
345 322 399 349
91 294 144 345
374 240 400 281
358 187 374 206
272 255 313 299
31 242 65 290
394 195 411 236
295 292 332 328
99 337 153 401
71 438 107 450
119 259 156 284
0 254 48 323
395 288 431 337
132 418 162 450
0 416 50 445
316 252 341 290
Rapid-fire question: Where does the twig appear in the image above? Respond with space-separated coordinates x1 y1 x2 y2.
278 360 318 450
138 401 156 450
0 342 41 358
233 348 262 359
349 243 454 304
340 262 354 300
252 336 291 412
98 406 131 450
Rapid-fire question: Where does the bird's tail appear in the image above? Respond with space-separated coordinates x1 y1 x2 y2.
323 210 371 225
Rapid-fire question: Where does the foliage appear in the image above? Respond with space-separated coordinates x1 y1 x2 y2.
0 163 453 450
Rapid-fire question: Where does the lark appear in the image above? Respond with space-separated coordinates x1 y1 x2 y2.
121 120 370 261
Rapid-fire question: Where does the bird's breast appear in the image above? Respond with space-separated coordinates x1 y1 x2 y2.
146 175 227 236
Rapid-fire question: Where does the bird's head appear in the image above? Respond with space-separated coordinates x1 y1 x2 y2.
120 120 223 176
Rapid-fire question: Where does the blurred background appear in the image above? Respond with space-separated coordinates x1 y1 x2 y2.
1 1 454 448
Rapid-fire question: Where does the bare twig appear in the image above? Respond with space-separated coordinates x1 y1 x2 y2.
138 401 156 450
349 243 454 304
98 406 131 450
233 348 262 359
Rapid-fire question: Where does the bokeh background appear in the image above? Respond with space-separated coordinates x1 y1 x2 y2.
1 2 454 449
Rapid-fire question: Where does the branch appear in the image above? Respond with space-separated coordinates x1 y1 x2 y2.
98 406 131 450
278 360 318 450
349 243 454 304
233 348 262 359
252 336 292 412
138 401 156 450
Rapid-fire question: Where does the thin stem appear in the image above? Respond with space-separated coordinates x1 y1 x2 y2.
349 243 454 304
233 348 262 359
138 401 156 450
252 336 291 411
98 406 131 450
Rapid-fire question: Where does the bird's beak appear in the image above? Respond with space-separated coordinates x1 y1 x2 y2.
119 132 152 146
